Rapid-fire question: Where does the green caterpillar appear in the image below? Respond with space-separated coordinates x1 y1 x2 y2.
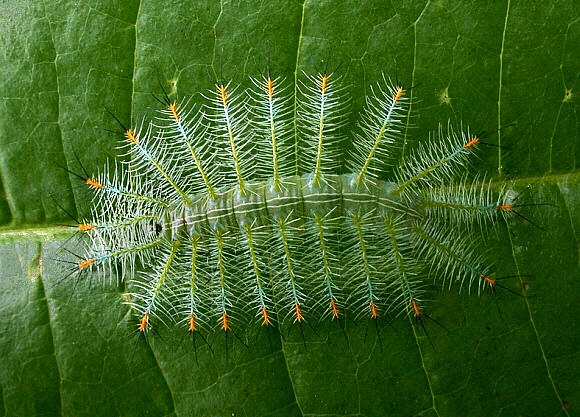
61 71 514 341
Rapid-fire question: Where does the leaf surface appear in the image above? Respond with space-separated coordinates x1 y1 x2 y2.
0 1 578 416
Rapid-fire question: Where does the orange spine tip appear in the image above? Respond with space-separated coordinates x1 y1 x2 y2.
265 78 274 99
320 75 328 93
411 300 421 317
78 223 94 232
393 87 404 104
125 129 138 145
138 312 149 332
463 137 479 148
497 204 513 211
218 85 228 107
188 314 197 332
294 302 303 322
370 300 379 319
78 258 95 270
261 305 271 326
86 178 103 189
169 103 179 122
220 311 229 330
483 275 495 286
330 298 340 319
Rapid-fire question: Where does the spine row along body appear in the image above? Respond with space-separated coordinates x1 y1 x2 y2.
66 72 513 335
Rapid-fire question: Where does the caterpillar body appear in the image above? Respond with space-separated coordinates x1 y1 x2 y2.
62 71 513 340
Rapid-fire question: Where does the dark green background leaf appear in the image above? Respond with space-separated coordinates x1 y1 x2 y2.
0 1 578 416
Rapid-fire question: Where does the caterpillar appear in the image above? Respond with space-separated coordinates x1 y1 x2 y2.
58 70 518 344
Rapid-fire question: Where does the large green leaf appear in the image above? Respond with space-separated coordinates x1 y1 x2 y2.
0 1 578 416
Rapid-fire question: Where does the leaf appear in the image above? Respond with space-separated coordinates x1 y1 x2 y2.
0 1 578 416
